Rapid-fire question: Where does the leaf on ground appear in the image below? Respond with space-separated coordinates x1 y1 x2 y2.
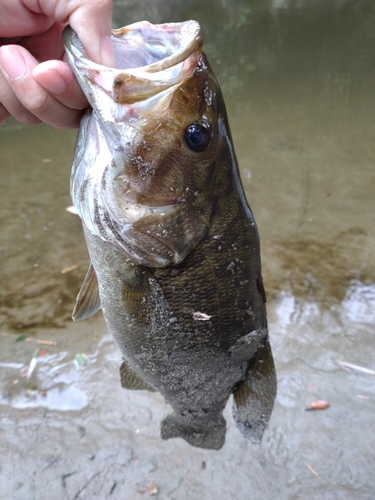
306 400 330 411
136 482 158 495
15 334 29 342
60 264 79 274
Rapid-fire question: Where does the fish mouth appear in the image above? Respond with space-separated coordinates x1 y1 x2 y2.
66 21 211 268
118 193 178 209
112 21 202 73
63 21 203 106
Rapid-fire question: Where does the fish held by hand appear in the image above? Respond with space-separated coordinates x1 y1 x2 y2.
64 20 276 450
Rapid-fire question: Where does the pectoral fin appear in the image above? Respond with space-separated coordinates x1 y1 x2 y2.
120 358 155 392
72 263 101 321
232 338 276 443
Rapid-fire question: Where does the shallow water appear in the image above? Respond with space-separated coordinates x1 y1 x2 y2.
1 1 374 499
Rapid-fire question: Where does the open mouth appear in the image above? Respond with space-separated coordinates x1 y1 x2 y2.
64 21 203 105
112 21 202 72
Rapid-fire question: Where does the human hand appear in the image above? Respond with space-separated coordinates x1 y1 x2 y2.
0 0 114 128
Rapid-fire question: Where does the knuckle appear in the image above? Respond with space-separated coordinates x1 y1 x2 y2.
26 93 50 114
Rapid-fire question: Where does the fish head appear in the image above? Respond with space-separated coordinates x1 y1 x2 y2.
64 21 228 267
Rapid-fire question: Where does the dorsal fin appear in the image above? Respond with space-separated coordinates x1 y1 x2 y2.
72 263 101 321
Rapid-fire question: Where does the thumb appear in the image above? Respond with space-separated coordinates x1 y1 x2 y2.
68 1 114 67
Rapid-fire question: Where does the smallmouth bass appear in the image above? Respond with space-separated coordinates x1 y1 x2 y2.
64 20 276 450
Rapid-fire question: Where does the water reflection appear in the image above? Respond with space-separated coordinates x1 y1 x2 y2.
270 280 375 370
341 280 375 325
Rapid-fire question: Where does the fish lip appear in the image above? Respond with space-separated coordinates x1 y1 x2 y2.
111 21 203 73
114 180 178 208
120 198 178 210
63 21 203 102
63 20 204 127
64 21 202 71
118 191 178 208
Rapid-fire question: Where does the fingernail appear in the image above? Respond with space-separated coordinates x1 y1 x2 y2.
0 46 27 80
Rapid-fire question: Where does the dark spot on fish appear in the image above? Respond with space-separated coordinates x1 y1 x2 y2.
101 166 109 190
80 178 89 203
103 213 124 243
93 199 112 240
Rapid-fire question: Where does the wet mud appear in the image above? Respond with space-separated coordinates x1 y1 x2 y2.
1 1 375 499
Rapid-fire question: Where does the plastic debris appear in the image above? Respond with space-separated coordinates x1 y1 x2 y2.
73 353 88 370
21 349 39 379
50 353 87 373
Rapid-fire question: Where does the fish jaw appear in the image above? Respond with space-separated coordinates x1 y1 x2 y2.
65 21 226 267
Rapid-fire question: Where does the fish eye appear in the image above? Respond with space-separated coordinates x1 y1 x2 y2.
184 123 211 152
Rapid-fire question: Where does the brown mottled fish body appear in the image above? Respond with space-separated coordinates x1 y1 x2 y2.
64 21 276 450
